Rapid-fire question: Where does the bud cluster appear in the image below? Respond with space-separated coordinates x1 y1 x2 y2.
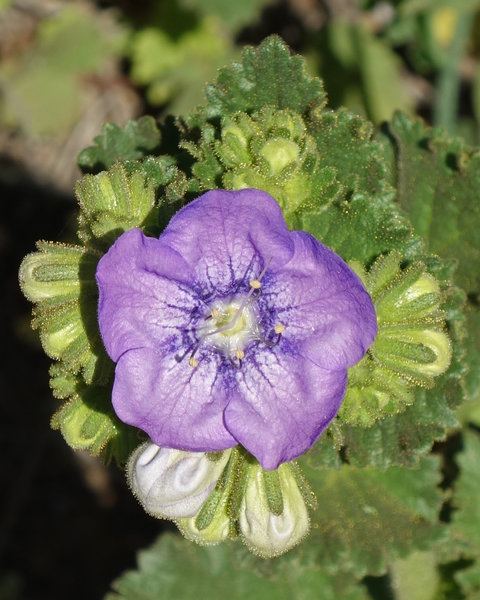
128 443 316 558
184 107 339 217
339 251 452 426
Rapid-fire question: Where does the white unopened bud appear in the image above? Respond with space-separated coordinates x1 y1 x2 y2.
127 442 231 520
239 463 310 558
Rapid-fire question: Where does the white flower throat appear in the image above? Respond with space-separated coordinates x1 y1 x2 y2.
188 258 285 369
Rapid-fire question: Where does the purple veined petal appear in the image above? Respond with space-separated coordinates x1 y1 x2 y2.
223 347 347 470
159 189 295 294
112 346 237 451
96 228 198 361
266 230 377 370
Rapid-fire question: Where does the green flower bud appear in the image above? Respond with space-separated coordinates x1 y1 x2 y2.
76 163 159 250
176 492 231 545
340 252 452 426
188 107 339 216
50 384 117 455
19 241 110 383
239 462 311 558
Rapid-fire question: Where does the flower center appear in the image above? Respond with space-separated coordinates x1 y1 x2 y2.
213 306 247 337
202 298 259 354
188 258 285 369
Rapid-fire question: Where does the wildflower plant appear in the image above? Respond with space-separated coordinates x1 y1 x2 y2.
18 36 480 597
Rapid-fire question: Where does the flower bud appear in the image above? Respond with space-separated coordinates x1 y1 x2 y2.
239 463 310 558
189 107 335 216
176 494 231 545
127 443 231 520
341 252 452 426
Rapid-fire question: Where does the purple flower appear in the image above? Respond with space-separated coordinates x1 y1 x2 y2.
96 189 376 469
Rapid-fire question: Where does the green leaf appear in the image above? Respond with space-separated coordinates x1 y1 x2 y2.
451 430 480 598
458 306 480 425
189 35 326 125
300 191 421 265
106 533 368 600
451 430 480 554
77 117 162 173
308 109 391 201
379 111 480 294
299 456 445 577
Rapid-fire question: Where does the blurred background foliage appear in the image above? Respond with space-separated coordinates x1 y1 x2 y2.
3 0 480 192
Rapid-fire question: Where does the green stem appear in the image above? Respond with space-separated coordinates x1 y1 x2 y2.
433 10 472 134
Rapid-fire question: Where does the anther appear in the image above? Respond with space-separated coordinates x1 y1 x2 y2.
250 279 262 289
260 324 286 347
229 353 243 369
211 308 220 319
189 357 199 368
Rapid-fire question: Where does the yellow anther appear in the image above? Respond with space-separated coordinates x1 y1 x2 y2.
211 308 220 319
250 279 262 289
189 357 199 368
235 349 245 360
274 324 285 334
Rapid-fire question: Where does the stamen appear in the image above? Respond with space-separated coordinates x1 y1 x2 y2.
260 324 286 347
229 354 243 369
189 357 199 368
201 257 273 339
235 349 245 360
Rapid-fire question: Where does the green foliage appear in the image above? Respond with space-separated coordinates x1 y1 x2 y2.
298 456 445 577
379 111 480 294
105 533 368 600
127 1 235 115
390 551 440 600
188 35 326 126
78 117 162 173
178 0 269 30
0 5 124 135
313 21 413 123
451 430 480 598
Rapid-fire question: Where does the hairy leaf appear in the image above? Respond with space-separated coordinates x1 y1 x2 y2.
189 35 326 126
78 117 162 173
105 533 368 600
299 456 445 577
379 111 480 294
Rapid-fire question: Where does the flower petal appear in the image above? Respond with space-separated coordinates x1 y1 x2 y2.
159 189 295 294
112 347 237 451
224 349 347 469
266 230 377 370
96 228 198 361
127 442 231 519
